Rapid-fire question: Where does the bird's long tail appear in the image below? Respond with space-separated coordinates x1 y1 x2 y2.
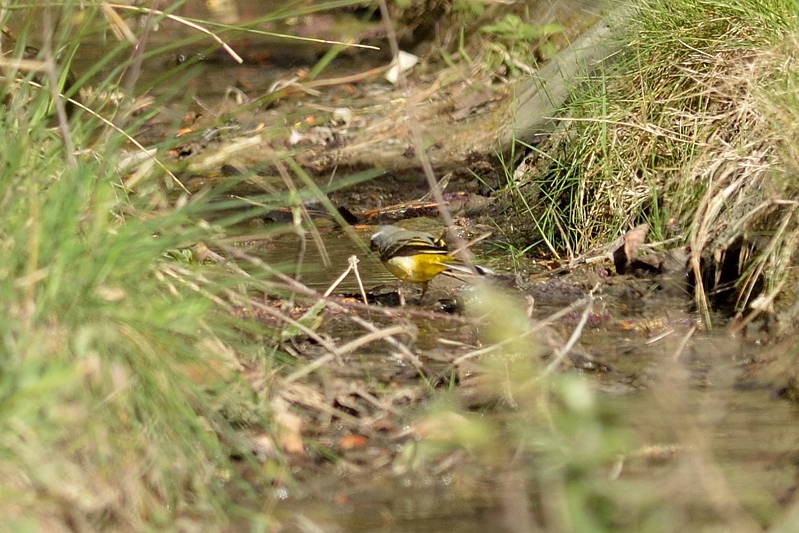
440 261 494 276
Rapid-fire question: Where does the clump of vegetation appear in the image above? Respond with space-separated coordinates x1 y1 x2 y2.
393 0 569 77
506 0 799 325
0 4 289 531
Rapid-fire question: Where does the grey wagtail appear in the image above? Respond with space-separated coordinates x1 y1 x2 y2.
370 225 489 305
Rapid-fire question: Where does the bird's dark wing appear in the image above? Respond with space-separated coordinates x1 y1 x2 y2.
385 233 449 259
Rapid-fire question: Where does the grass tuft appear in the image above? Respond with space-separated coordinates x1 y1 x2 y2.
505 0 799 324
0 3 294 530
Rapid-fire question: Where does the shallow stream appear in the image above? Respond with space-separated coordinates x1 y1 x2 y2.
248 225 799 532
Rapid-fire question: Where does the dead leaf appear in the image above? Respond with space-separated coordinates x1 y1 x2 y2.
339 434 368 449
613 223 650 274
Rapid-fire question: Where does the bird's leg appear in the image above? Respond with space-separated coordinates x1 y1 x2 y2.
398 282 406 306
418 281 429 305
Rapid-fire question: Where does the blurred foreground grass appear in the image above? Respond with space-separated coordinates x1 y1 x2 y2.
0 2 282 530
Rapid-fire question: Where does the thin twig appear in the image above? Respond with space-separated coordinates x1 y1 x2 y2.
284 353 336 383
285 324 411 384
230 291 342 359
645 329 676 345
449 231 494 256
108 3 244 63
279 382 362 425
41 8 75 167
336 324 409 355
118 0 158 107
541 290 595 377
323 255 369 305
324 257 355 297
22 78 187 192
450 295 591 366
349 255 370 305
671 324 697 361
351 386 403 416
163 259 349 365
219 244 426 371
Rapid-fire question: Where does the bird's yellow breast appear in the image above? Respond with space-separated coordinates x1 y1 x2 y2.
384 254 451 283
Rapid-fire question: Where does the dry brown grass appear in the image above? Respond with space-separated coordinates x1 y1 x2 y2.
508 0 799 328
